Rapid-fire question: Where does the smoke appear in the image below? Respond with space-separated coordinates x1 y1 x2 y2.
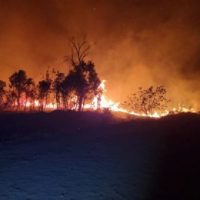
0 0 199 108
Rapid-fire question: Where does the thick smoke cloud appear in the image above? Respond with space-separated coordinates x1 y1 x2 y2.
0 0 199 108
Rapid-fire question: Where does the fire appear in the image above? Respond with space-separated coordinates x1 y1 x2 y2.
171 106 196 114
22 80 198 118
84 80 198 118
98 81 162 118
85 80 121 110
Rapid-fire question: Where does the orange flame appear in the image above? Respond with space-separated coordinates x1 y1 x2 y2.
84 80 198 118
23 80 198 118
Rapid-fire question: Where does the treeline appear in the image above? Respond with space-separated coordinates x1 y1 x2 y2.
0 38 172 115
0 39 102 112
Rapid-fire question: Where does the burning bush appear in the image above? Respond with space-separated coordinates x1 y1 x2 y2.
124 86 170 115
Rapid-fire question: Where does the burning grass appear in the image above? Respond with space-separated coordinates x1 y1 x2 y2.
2 79 199 119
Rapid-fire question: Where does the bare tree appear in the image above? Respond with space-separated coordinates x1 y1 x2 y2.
69 37 90 66
64 37 101 111
124 86 169 115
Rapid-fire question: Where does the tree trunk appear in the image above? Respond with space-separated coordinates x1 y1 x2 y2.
17 97 20 111
78 96 84 112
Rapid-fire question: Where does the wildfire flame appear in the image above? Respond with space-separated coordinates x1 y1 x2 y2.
84 80 198 118
22 80 198 118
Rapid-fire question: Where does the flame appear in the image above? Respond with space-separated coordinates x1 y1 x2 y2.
84 80 164 118
21 80 198 118
84 80 122 110
84 80 198 118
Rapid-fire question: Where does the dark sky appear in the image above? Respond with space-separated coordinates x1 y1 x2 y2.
0 0 199 106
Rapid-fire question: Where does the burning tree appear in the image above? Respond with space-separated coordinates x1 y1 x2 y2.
5 90 17 110
9 70 33 110
38 71 52 111
53 71 65 109
124 86 169 115
24 78 36 110
67 61 100 111
67 38 101 111
60 73 76 110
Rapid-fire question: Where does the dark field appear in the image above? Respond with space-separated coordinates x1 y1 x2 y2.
0 111 200 200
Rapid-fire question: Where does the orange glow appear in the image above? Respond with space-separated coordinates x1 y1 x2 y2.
84 80 198 118
22 80 199 118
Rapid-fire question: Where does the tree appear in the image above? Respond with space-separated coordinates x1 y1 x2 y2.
38 70 52 110
69 37 90 66
24 78 36 110
67 60 100 111
0 80 6 109
124 86 169 115
9 70 32 110
60 74 74 109
67 38 101 111
5 90 17 110
53 71 65 109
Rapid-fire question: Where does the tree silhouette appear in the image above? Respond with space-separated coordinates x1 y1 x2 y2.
0 38 102 112
69 37 90 65
38 70 52 110
5 90 17 110
53 71 65 109
24 78 36 110
67 38 101 111
9 70 32 110
124 86 169 115
67 60 100 111
60 74 74 109
0 80 6 109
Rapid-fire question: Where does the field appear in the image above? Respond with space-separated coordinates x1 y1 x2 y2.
0 111 200 200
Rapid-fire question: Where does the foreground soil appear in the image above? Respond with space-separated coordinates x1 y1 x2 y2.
0 111 200 200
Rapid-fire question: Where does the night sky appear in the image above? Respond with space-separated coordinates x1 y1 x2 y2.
0 0 199 106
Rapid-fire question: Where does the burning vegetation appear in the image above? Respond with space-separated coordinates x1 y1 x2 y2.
0 38 198 118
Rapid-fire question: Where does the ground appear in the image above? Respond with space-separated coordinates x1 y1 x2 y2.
0 111 200 200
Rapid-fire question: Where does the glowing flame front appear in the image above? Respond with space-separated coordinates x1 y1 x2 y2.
84 80 198 118
22 80 198 118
